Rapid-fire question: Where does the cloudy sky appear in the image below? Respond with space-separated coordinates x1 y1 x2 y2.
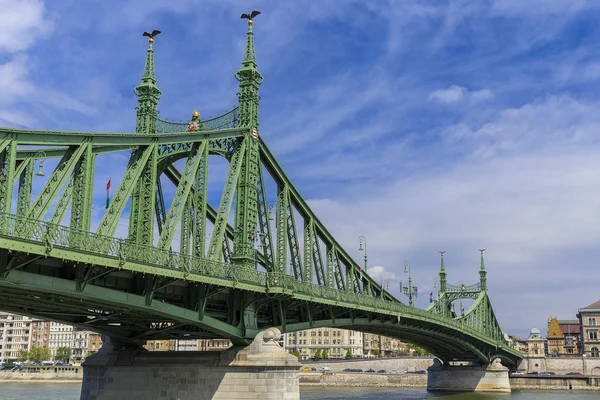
3 0 600 339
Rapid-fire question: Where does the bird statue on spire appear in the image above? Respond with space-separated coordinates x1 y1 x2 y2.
240 10 261 24
142 29 161 43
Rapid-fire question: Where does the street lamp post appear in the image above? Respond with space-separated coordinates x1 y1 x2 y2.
401 261 417 307
34 151 47 177
267 201 276 221
357 236 368 272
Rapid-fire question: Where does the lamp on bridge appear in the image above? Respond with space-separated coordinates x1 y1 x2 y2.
267 201 275 221
34 151 46 177
401 261 417 307
357 236 367 272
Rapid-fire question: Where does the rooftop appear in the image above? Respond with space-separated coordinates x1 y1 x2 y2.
580 300 600 311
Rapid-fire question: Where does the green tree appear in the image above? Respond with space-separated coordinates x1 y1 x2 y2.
314 349 322 359
322 349 329 359
17 349 29 362
28 346 51 364
345 349 352 358
55 346 72 363
294 350 301 359
373 349 380 357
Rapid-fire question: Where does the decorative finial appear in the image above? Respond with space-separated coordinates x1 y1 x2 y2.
240 10 261 25
192 110 200 118
142 29 161 43
439 251 446 258
479 248 486 255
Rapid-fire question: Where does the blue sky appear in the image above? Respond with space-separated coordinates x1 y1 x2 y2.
2 0 600 339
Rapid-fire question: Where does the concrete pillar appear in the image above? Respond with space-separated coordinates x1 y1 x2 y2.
80 328 301 400
427 358 511 392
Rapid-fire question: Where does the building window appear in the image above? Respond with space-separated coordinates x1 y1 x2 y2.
591 347 599 358
589 331 598 340
590 318 597 326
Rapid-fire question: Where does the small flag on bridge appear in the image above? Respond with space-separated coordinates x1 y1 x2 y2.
252 127 258 141
105 177 112 209
359 267 363 281
397 315 401 324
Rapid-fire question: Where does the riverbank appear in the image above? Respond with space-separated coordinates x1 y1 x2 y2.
0 371 81 383
300 372 600 391
300 371 427 387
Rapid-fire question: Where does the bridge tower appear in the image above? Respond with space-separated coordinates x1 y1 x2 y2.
232 17 264 268
129 35 161 244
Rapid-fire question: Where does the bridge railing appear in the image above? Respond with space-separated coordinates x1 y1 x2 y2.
446 282 481 292
0 212 516 353
155 108 239 134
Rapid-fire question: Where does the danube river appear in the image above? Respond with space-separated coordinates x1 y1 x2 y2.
0 384 599 399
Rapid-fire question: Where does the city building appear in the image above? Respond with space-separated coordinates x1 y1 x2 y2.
88 332 103 355
525 327 546 373
144 340 177 352
577 300 600 358
546 317 564 356
526 327 545 356
363 333 407 357
29 319 50 349
286 328 364 360
558 319 580 356
0 313 32 363
198 339 231 351
49 322 73 359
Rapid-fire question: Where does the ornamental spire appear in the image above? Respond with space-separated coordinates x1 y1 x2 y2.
479 249 487 291
438 251 447 293
135 30 163 134
236 11 263 128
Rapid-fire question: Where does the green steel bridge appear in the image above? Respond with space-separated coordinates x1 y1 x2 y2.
0 20 521 367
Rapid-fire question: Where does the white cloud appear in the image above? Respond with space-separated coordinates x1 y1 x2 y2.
306 95 600 336
0 0 52 53
429 85 493 104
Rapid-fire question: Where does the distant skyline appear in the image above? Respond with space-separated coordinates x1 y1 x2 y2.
2 0 600 339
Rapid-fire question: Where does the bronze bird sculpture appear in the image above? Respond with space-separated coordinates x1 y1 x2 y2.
142 30 161 42
240 10 261 23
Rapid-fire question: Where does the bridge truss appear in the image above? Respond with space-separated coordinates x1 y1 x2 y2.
0 19 521 366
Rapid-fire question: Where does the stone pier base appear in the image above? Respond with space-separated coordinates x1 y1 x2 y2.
427 358 511 392
80 328 300 400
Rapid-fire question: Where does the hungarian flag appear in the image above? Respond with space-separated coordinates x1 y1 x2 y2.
105 178 112 209
359 267 363 281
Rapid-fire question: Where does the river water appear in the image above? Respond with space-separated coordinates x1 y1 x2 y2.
0 384 598 399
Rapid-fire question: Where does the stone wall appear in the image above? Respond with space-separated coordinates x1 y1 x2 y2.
302 357 434 372
522 357 600 375
426 359 511 393
510 376 600 391
299 371 427 387
81 328 301 400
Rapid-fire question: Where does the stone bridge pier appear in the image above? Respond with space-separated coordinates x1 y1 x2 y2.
80 328 300 400
427 358 511 392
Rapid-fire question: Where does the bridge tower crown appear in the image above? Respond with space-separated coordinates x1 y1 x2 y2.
438 251 447 293
479 249 487 292
232 16 264 267
134 36 162 134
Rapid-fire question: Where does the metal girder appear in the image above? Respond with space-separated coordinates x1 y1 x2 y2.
26 143 88 222
259 143 396 302
192 142 208 258
0 137 17 225
207 139 246 262
70 144 95 231
275 185 288 273
16 158 34 217
158 141 206 249
96 144 157 237
256 165 274 271
286 191 303 280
